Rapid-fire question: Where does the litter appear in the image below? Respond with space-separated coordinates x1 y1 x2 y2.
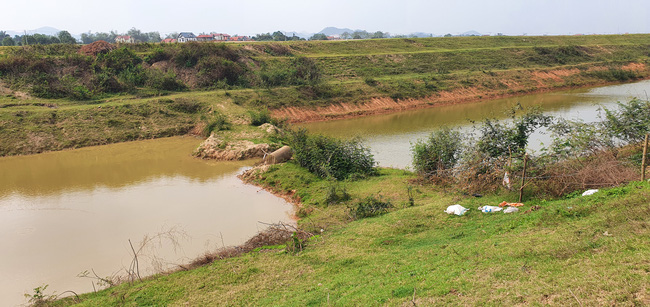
581 189 599 196
478 206 503 213
499 201 524 207
503 171 512 189
445 204 469 216
503 207 519 213
524 205 541 214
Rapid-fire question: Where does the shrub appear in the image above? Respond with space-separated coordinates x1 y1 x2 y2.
288 129 376 180
477 108 552 158
146 69 186 91
412 128 462 177
324 183 351 205
144 47 171 64
349 196 392 219
601 98 650 144
248 109 272 126
96 47 142 74
203 112 231 136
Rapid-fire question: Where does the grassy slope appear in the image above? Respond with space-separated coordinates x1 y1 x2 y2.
57 165 650 306
3 34 650 156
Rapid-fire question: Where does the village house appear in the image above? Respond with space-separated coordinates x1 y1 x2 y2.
177 32 197 43
229 36 250 41
212 33 231 41
196 34 214 42
115 35 135 43
161 38 177 43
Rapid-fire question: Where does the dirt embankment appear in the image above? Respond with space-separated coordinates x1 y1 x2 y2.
272 63 650 123
193 124 281 161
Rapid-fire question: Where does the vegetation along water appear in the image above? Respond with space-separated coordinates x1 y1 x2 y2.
0 35 649 305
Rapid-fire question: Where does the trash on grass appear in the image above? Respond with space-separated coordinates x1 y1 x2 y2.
478 206 503 213
499 201 524 207
445 204 469 216
503 207 519 213
581 189 599 196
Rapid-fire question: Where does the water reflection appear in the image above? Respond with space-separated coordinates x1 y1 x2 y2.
0 137 293 306
0 137 247 198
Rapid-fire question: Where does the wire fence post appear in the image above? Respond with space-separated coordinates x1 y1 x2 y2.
519 153 528 203
643 133 649 181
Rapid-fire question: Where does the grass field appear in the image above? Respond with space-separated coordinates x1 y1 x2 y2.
2 34 650 156
50 165 650 306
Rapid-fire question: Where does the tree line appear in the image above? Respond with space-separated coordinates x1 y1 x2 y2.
0 30 76 46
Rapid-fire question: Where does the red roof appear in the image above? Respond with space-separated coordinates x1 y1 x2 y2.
161 38 176 43
197 35 213 38
116 35 131 39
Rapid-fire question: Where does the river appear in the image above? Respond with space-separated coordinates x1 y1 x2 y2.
0 137 293 306
2 80 650 306
301 80 650 168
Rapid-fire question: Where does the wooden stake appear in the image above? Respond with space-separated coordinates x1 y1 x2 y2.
519 153 528 203
642 134 649 181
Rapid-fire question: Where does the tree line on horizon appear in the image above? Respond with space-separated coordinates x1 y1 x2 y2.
0 27 423 46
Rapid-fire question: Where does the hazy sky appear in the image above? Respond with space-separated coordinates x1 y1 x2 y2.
3 0 649 36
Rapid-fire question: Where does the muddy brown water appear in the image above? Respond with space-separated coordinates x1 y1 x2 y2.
300 80 650 168
0 137 293 306
2 80 650 306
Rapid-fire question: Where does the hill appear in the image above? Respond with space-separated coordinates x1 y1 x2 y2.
2 34 650 156
318 26 357 35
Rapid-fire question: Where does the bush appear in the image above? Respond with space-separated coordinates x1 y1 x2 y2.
601 98 650 144
248 109 272 126
259 57 321 87
203 112 231 136
146 69 186 91
324 183 351 205
477 108 552 158
349 196 392 219
288 129 376 180
412 128 462 177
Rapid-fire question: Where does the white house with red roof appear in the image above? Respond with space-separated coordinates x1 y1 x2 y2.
115 35 135 43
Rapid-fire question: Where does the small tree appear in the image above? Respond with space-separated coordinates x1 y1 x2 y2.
309 33 328 41
601 98 650 144
57 30 77 44
2 36 14 46
412 128 463 177
476 108 552 158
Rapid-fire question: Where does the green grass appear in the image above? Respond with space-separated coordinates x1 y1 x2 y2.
3 34 650 156
53 164 650 306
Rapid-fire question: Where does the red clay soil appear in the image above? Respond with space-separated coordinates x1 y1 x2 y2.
272 64 650 123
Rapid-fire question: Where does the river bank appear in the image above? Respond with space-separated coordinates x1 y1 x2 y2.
273 64 650 123
4 34 650 156
53 162 650 306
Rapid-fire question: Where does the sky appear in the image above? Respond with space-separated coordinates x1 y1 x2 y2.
2 0 650 36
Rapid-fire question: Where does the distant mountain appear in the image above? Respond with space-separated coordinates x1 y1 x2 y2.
318 27 358 36
283 31 313 39
408 32 435 38
461 30 482 36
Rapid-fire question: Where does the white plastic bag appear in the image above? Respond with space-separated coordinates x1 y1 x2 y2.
478 206 503 213
582 189 599 196
445 204 469 216
503 207 519 213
